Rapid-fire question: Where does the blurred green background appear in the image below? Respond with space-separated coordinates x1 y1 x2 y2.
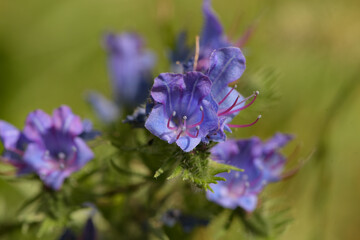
0 0 359 239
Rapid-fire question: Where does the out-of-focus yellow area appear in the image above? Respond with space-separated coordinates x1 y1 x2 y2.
0 0 359 239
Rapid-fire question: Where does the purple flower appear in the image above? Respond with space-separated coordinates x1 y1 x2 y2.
22 105 94 190
204 47 260 142
206 133 293 212
0 121 32 175
145 72 218 152
104 32 156 108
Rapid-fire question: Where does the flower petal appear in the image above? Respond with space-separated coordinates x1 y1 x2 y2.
145 105 178 144
0 120 20 149
208 47 246 96
52 105 83 136
201 0 228 52
23 109 52 142
237 195 258 212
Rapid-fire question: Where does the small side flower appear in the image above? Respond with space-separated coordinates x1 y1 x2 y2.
206 133 293 212
23 105 95 190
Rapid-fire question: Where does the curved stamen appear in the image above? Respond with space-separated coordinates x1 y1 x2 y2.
217 96 239 116
219 91 259 116
218 85 237 105
186 126 200 138
235 91 259 107
187 106 204 129
227 115 261 128
176 130 182 140
167 111 178 130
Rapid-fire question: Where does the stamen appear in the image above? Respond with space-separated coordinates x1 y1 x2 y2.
183 116 187 128
218 85 237 105
227 115 261 128
187 106 204 129
167 111 177 130
186 125 200 138
217 96 239 116
176 130 182 140
219 91 259 116
193 36 200 70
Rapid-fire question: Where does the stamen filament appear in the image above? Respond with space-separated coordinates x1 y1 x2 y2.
227 115 261 128
167 111 177 130
217 96 239 116
218 85 237 105
186 129 199 138
187 107 204 129
219 92 258 116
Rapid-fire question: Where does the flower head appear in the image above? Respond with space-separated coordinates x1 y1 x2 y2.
0 121 32 175
206 133 293 212
22 105 94 190
145 72 218 152
104 32 156 108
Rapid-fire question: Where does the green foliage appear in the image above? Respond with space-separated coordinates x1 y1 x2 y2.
153 143 243 191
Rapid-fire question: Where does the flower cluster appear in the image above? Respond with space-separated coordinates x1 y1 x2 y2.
145 1 260 152
0 0 296 232
0 106 96 190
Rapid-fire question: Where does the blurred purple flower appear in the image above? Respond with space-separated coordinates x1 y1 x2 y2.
105 32 156 108
145 72 218 152
0 121 32 175
206 133 293 212
22 105 94 190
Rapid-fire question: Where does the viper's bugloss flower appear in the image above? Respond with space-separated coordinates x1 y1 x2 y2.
145 72 218 152
205 47 260 142
206 133 293 212
23 105 94 190
0 121 32 175
104 33 156 108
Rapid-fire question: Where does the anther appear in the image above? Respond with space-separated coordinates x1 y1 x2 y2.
245 181 250 187
72 146 77 152
172 111 176 116
200 106 203 111
196 126 200 130
58 152 66 160
183 116 187 120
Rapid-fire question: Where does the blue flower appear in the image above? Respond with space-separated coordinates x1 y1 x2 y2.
0 121 32 175
145 72 218 152
22 105 94 190
104 32 156 108
205 47 260 142
206 133 293 212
